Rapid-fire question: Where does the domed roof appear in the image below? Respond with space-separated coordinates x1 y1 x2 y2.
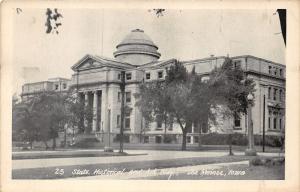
116 29 158 48
113 29 161 65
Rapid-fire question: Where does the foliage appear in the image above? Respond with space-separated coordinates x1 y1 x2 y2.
64 90 94 134
12 99 39 147
12 89 96 150
198 133 284 147
209 57 256 119
136 61 214 150
135 58 255 151
135 80 173 137
208 57 256 154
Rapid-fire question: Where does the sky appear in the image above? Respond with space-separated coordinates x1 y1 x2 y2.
12 9 285 95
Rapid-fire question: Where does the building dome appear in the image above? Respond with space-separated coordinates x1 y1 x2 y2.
113 29 161 65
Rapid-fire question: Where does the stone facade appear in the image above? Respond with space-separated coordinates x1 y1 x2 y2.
21 77 71 100
21 29 285 144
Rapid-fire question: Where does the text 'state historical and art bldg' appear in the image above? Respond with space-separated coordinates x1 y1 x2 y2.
21 29 285 144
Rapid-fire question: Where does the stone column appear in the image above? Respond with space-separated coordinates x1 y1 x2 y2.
84 92 89 133
92 91 98 132
101 87 108 133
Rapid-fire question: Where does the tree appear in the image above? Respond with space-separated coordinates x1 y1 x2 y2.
135 80 173 142
136 58 255 151
13 92 71 150
32 92 69 150
13 98 40 149
136 60 209 150
165 62 210 150
208 57 256 155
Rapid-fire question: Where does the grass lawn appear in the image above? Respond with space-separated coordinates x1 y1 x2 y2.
138 164 285 180
13 155 274 179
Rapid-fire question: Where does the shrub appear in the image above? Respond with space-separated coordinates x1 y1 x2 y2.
250 157 285 167
254 135 284 148
200 133 247 146
250 157 264 166
163 135 173 143
231 133 248 146
198 133 284 147
200 133 229 145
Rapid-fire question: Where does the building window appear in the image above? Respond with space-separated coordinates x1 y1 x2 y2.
268 66 272 74
234 117 241 128
194 136 199 143
156 115 162 130
274 68 278 76
279 69 283 77
279 119 282 130
125 92 131 103
118 73 121 80
186 136 191 143
144 136 149 143
55 84 59 90
268 117 271 129
155 136 162 143
273 88 277 100
279 90 282 101
118 92 121 102
158 71 163 79
234 60 241 68
268 87 271 99
126 73 132 80
117 115 120 128
125 113 130 129
273 89 277 101
63 83 67 89
273 118 277 129
146 73 151 80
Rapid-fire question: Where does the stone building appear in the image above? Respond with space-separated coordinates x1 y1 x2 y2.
21 29 285 144
21 77 71 101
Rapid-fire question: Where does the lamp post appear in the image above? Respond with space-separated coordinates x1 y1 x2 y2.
245 93 257 156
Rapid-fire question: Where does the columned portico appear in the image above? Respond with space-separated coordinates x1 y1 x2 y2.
81 90 102 134
84 92 89 133
92 91 98 132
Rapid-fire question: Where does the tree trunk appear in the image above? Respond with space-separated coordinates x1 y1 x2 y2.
228 133 234 156
43 140 49 150
198 122 202 149
30 141 33 150
52 137 56 150
182 129 187 151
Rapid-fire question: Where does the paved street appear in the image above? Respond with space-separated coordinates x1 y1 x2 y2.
12 149 282 170
13 150 227 169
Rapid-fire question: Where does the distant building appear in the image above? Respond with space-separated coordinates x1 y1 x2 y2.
21 29 285 144
21 77 71 100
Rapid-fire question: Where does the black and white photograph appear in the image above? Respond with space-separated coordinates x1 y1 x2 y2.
1 1 299 192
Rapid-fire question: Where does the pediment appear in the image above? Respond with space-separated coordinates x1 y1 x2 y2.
71 55 110 71
71 54 136 71
79 59 104 69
